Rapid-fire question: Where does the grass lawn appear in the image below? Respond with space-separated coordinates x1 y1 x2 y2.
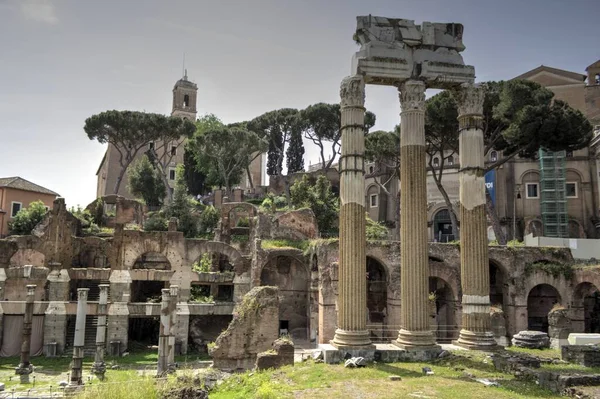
211 352 562 399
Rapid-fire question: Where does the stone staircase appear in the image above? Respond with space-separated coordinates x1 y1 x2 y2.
65 315 98 356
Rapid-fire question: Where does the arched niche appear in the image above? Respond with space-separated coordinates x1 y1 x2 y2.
133 252 171 270
366 256 387 325
429 276 457 342
527 284 561 333
573 282 600 333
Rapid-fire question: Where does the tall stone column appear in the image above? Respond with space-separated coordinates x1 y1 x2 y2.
454 83 497 349
157 286 177 376
167 286 178 368
92 284 109 378
331 75 372 349
394 80 439 352
15 285 35 383
70 288 89 386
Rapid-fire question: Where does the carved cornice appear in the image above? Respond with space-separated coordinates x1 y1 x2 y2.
399 80 426 112
455 83 484 117
340 75 365 108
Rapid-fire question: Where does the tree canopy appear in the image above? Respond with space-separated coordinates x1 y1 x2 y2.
8 201 47 236
290 174 339 235
84 110 196 194
127 155 166 208
300 103 376 170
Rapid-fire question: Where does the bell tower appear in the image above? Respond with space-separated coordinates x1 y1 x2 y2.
171 69 198 120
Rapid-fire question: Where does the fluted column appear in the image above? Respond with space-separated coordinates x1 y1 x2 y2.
394 80 438 350
15 285 35 383
454 83 497 349
70 288 89 386
331 75 372 349
92 284 109 378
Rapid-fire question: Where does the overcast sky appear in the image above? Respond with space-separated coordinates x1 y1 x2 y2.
0 0 597 208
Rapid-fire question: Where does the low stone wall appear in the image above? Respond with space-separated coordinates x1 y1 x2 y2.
562 345 600 367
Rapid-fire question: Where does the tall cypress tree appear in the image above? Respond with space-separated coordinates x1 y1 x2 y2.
286 128 305 173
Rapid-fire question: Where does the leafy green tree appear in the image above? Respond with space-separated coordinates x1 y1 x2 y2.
286 128 305 173
8 201 48 236
164 165 199 238
423 80 593 244
198 205 220 237
189 123 268 195
300 103 376 170
84 110 195 194
127 155 166 208
365 128 400 239
290 175 339 234
248 108 302 176
424 91 460 240
183 147 206 196
144 213 168 231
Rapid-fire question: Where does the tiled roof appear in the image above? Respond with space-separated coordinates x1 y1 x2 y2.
0 177 59 196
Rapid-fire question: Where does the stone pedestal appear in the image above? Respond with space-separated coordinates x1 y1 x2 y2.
92 284 109 378
511 330 550 349
548 308 571 350
331 75 372 349
453 84 496 350
15 285 35 383
70 288 89 386
394 80 439 355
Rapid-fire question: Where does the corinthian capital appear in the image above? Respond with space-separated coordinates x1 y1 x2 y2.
399 80 426 112
340 75 365 108
455 83 484 117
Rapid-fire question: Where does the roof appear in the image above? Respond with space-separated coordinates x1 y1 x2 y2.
0 177 60 196
586 60 600 71
514 65 586 82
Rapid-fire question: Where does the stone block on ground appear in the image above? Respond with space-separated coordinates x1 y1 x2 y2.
209 286 279 371
511 331 550 349
568 333 600 346
255 338 295 370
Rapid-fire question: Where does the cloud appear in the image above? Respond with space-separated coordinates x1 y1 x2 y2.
20 0 59 25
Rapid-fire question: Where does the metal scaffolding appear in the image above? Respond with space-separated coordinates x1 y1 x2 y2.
539 149 568 237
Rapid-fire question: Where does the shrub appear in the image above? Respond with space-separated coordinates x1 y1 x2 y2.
236 216 249 227
366 215 388 240
198 205 219 235
259 197 274 213
8 201 48 235
69 205 94 227
192 253 212 273
144 213 168 232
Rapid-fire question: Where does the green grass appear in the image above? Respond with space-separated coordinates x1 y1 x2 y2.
210 356 562 399
262 239 310 252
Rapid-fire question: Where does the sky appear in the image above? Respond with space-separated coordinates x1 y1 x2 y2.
0 0 598 208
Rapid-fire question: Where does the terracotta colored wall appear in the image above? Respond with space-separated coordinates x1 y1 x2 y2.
0 188 57 236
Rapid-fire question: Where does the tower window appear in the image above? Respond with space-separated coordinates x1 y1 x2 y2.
148 142 154 150
169 169 176 180
171 146 177 156
447 156 454 166
183 94 190 108
490 151 498 162
432 157 439 167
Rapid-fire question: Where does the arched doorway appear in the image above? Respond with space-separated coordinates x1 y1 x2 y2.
573 282 600 333
366 257 387 340
429 277 457 342
260 256 309 345
433 209 454 243
489 261 505 308
527 284 561 332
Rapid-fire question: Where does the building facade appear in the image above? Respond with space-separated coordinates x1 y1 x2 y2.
0 177 59 238
367 60 600 241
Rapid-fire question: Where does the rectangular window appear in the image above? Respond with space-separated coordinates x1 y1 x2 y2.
526 183 539 199
169 169 176 180
171 146 177 156
370 194 378 208
10 202 22 217
566 182 578 198
148 142 154 150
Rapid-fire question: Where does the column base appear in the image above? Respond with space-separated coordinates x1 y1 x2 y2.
454 329 499 351
331 329 374 349
394 329 438 349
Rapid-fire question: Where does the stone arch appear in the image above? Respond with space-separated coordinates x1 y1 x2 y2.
71 242 111 269
428 256 460 301
187 241 244 274
527 284 561 333
573 282 600 333
524 218 544 237
366 256 387 325
260 253 310 344
432 208 455 243
519 169 541 183
568 219 585 239
429 276 457 342
9 249 45 268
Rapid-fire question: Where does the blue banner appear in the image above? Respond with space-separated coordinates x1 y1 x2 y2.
485 170 496 207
